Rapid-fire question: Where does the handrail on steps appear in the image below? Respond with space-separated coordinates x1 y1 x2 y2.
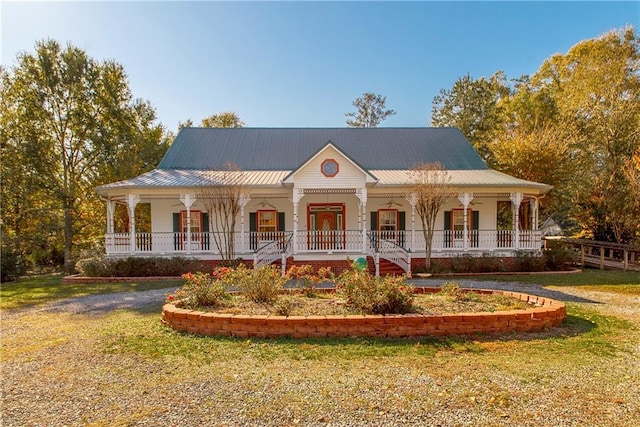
253 232 293 275
367 232 412 278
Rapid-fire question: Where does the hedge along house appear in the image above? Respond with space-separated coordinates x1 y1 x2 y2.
95 128 552 275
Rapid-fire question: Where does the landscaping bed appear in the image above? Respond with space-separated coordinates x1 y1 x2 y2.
3 272 638 426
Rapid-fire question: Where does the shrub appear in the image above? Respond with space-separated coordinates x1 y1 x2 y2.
273 295 296 316
439 281 461 297
444 254 507 273
1 245 26 282
336 265 414 314
477 253 506 273
285 264 335 296
449 254 476 273
168 271 230 310
76 256 205 277
514 250 545 272
438 281 482 302
542 241 577 271
233 264 285 304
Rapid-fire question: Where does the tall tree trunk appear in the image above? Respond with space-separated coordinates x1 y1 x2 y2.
63 206 73 273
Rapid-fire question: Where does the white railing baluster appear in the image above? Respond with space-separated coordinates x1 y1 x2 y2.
103 229 544 257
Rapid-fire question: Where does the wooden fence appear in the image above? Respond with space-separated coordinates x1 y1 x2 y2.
561 238 640 272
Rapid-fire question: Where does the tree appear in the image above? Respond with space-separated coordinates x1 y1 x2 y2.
431 72 509 161
177 112 246 132
490 124 576 228
177 119 194 131
530 27 640 243
345 92 396 127
409 162 454 271
1 39 167 271
1 66 64 272
200 111 245 128
196 162 246 262
431 27 640 243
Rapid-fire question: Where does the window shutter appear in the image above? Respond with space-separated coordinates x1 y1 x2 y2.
370 211 379 249
173 213 180 250
398 211 406 248
472 210 479 248
202 213 210 232
201 212 210 250
278 212 285 232
444 211 451 248
249 212 256 250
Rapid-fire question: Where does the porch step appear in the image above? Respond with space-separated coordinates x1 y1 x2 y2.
367 257 406 276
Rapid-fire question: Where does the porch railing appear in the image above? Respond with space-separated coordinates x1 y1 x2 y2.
368 232 411 276
253 232 293 274
105 229 543 255
295 229 363 253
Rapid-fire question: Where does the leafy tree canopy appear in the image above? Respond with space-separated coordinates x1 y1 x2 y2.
0 39 169 271
345 92 396 127
431 27 640 243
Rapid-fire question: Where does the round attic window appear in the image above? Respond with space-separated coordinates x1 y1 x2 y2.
321 159 339 177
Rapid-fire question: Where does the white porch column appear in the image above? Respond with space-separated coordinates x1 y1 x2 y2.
531 198 538 230
105 199 116 254
510 192 523 249
239 194 251 254
356 188 367 253
106 199 115 234
292 189 303 255
406 193 418 252
180 194 196 254
458 193 474 251
127 194 140 253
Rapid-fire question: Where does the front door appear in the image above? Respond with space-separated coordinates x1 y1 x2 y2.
308 204 344 250
316 211 336 250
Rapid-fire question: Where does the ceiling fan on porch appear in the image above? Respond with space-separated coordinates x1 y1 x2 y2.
258 200 277 210
381 199 403 208
457 200 483 207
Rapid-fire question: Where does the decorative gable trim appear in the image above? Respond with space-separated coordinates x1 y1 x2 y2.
282 140 378 184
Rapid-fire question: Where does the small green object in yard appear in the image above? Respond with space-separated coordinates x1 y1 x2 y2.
354 257 367 270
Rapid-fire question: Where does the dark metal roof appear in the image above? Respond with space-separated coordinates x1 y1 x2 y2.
157 127 489 171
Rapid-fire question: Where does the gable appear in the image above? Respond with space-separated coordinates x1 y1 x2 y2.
283 143 377 188
157 127 489 171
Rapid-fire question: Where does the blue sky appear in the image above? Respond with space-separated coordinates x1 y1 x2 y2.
2 1 638 132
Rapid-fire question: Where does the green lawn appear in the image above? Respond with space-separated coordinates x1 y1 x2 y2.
470 268 640 287
0 274 182 310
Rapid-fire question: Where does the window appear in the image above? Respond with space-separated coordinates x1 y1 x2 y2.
181 211 201 233
451 210 467 232
450 209 473 248
320 159 339 177
257 210 277 240
378 209 398 240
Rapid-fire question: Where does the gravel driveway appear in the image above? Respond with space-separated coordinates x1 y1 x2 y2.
2 278 639 427
23 278 594 317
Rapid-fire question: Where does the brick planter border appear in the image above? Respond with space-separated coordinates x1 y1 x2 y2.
162 287 566 339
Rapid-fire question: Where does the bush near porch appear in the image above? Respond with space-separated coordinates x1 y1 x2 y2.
76 256 208 277
75 242 576 278
414 243 576 274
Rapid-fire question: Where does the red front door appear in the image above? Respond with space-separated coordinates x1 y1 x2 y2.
316 212 336 250
307 203 345 250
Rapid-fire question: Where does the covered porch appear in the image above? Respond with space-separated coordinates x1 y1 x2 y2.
102 189 543 266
